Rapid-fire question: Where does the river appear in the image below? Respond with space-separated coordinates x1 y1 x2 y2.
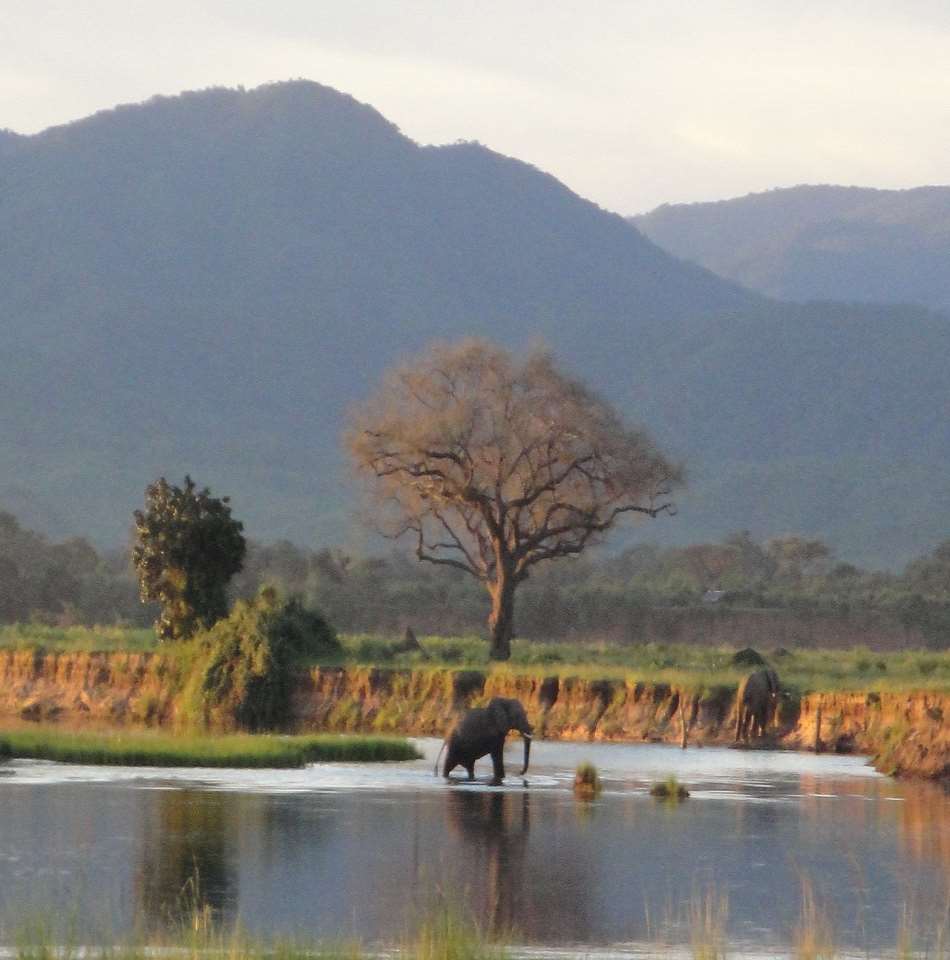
0 739 947 955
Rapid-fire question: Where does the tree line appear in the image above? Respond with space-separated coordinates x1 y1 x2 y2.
2 509 948 646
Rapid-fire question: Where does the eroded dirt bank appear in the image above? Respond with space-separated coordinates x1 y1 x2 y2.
1 651 946 780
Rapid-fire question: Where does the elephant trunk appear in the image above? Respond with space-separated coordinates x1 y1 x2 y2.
518 730 532 776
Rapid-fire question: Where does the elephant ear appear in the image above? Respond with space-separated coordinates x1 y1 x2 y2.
486 698 511 734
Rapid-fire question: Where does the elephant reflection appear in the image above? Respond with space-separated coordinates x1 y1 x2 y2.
446 789 530 933
735 668 780 742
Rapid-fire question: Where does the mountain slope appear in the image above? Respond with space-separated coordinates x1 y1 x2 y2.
633 184 950 312
2 82 948 566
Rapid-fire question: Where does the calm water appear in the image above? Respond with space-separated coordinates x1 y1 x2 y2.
0 739 948 953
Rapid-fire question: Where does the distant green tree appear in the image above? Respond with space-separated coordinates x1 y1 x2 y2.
132 476 246 641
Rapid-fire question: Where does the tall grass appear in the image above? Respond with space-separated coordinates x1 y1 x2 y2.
7 905 502 960
0 727 421 767
6 890 950 959
407 908 504 960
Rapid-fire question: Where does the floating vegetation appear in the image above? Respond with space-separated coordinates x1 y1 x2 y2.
573 761 603 798
650 774 690 801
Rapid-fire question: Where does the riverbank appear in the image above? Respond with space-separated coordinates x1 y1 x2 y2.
0 648 946 780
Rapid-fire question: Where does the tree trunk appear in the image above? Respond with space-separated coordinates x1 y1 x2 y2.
488 574 516 661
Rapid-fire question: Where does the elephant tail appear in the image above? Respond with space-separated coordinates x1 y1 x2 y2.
433 740 447 777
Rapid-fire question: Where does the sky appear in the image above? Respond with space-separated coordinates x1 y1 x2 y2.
5 0 950 214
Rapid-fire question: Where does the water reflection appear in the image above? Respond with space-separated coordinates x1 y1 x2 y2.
0 744 947 953
446 789 531 935
135 790 237 927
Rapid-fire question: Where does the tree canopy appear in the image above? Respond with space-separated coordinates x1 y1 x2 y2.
132 476 246 641
348 339 681 658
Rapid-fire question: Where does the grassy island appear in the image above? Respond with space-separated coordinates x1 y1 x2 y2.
0 727 421 768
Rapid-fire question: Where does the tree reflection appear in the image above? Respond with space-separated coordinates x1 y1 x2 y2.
134 789 237 930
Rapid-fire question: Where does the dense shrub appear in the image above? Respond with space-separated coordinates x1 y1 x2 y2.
186 588 339 730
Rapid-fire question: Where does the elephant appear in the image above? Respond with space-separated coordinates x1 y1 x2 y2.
735 668 780 742
435 697 533 784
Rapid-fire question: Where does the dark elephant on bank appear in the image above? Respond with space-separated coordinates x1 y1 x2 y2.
735 668 780 742
436 697 533 784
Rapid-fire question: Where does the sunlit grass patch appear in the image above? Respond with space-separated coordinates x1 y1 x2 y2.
0 623 158 653
0 727 420 767
5 623 950 694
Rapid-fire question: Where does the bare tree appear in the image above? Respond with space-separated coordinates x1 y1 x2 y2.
347 340 682 660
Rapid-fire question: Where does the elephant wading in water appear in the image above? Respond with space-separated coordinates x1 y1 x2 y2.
436 697 533 785
735 668 780 743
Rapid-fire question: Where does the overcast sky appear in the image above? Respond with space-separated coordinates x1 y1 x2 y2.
5 1 950 213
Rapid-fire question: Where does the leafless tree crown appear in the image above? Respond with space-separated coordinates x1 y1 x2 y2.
347 339 682 583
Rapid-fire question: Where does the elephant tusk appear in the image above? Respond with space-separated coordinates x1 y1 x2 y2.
522 732 532 739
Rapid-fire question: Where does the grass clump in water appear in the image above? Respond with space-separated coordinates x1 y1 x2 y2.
573 761 602 799
0 727 420 767
650 774 690 801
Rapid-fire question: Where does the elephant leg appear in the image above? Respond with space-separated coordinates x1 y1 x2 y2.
489 744 505 785
465 762 475 781
443 748 459 779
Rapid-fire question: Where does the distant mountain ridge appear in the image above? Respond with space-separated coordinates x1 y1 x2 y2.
633 184 950 312
2 82 949 567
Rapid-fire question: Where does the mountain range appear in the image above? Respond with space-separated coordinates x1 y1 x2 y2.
2 81 949 567
634 184 950 312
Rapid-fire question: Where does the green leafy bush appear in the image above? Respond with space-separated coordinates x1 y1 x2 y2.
186 588 339 730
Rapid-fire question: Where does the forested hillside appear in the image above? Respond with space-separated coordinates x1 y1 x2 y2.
2 82 949 566
634 184 950 311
